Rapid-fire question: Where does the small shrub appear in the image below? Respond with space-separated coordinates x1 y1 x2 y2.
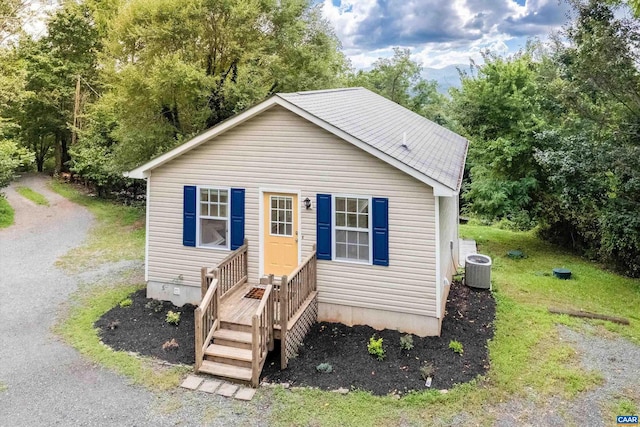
367 336 385 360
420 362 434 380
145 299 164 313
119 298 133 308
449 340 464 355
166 311 181 325
400 334 414 351
162 338 179 351
316 363 333 373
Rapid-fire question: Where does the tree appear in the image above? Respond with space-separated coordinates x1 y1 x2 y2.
13 3 100 172
349 47 449 124
450 49 547 227
91 0 348 172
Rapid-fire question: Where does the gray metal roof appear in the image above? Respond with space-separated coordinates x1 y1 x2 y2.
278 87 468 191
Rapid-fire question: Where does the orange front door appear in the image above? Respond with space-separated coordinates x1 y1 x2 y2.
263 192 298 276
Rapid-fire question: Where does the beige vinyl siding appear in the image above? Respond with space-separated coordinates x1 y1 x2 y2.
148 105 437 316
439 195 459 284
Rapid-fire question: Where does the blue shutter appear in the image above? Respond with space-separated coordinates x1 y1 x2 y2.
230 188 245 250
372 197 389 266
316 194 332 260
183 186 197 247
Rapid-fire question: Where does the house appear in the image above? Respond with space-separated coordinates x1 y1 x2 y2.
126 87 468 385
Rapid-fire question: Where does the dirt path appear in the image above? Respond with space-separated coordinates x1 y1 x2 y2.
0 174 265 426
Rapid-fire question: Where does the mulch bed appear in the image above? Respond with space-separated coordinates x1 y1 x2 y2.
261 283 495 395
95 283 495 395
95 289 196 365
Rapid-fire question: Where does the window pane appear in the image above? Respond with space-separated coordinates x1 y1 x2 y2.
277 210 283 222
358 199 368 213
336 243 346 258
358 214 368 228
285 210 292 223
336 197 345 212
271 198 277 209
285 223 292 236
347 213 357 227
335 212 345 227
347 244 358 259
200 203 208 216
278 198 284 209
201 218 227 246
200 189 209 202
336 230 346 244
347 198 357 213
285 198 292 210
358 231 368 245
219 191 228 204
219 204 227 217
347 231 357 244
359 244 369 261
210 190 218 203
271 222 278 234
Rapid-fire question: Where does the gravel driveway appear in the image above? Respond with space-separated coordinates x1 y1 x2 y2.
0 174 266 426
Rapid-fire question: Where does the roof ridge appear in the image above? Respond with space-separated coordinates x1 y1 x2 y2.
280 87 363 96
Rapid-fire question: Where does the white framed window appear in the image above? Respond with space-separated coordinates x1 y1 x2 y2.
197 187 229 249
333 195 372 264
270 195 293 236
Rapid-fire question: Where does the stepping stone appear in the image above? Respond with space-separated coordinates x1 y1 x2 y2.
216 383 238 397
199 380 221 394
180 375 204 390
234 387 256 401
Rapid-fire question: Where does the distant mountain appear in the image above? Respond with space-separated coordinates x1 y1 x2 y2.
423 64 471 95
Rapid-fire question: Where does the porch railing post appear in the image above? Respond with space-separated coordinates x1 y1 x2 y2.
280 275 289 369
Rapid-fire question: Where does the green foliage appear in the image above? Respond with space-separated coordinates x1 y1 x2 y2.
316 363 333 373
55 282 189 390
399 334 414 351
451 49 546 225
448 340 464 355
419 362 434 380
367 336 385 361
50 180 145 272
92 0 348 172
0 140 33 189
145 300 164 313
119 298 133 308
0 196 14 228
16 186 48 206
348 48 450 125
165 310 181 325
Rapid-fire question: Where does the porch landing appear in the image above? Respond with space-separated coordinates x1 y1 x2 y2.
219 283 261 326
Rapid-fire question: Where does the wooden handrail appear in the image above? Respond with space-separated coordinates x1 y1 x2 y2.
201 239 248 299
194 279 220 372
251 284 273 387
218 240 248 297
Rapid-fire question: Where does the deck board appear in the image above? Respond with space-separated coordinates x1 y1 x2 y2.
220 283 261 326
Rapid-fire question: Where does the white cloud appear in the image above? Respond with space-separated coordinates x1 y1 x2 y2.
321 0 568 68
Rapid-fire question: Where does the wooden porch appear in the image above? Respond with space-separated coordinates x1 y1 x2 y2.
194 240 318 387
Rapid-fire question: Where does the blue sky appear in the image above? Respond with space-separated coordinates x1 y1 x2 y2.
320 0 571 69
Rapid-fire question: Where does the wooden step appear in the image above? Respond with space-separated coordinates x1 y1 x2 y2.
220 321 252 333
199 360 252 382
205 344 253 362
213 329 252 350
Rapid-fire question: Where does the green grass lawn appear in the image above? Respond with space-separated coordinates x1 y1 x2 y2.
16 186 49 206
267 223 639 426
0 196 14 228
49 177 638 426
55 281 190 390
49 181 145 272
